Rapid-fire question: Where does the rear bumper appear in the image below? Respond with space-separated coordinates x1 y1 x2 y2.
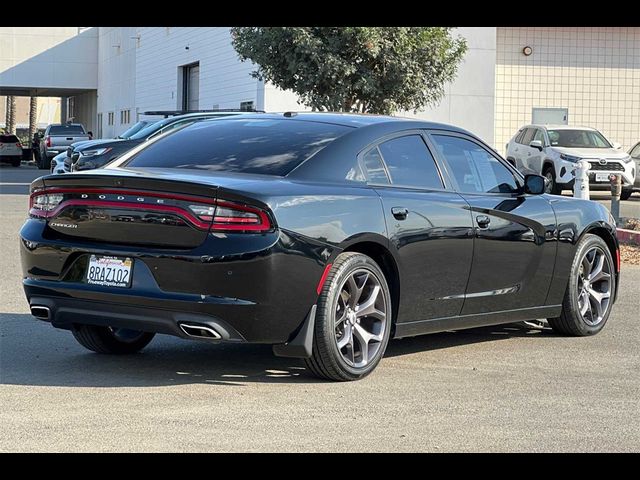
26 291 247 342
20 219 335 344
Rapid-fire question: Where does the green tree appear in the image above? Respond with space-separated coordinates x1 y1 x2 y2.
231 27 467 115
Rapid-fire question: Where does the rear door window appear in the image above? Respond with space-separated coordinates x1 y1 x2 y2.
520 128 535 145
376 135 443 189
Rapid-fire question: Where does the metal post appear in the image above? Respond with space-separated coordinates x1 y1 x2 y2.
610 174 622 223
574 160 591 199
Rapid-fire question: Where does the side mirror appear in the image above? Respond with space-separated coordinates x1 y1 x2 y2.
529 140 544 151
612 142 622 150
524 174 546 195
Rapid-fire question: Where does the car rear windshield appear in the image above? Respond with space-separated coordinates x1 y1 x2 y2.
124 118 352 176
0 135 19 143
48 125 86 135
547 129 611 148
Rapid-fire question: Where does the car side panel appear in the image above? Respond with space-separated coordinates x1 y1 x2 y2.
544 196 619 306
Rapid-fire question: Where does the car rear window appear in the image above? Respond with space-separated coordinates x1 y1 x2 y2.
124 118 352 176
0 135 19 143
48 125 86 135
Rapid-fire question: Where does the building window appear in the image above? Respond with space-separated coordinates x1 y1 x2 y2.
97 113 103 139
240 101 254 112
120 109 130 125
180 62 200 111
108 112 114 126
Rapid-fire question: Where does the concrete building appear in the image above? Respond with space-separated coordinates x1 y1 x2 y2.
1 27 638 151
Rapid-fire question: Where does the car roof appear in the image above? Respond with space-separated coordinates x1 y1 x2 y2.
528 124 599 131
197 111 472 133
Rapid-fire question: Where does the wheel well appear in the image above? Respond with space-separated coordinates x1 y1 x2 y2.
542 160 555 173
343 242 400 328
584 226 619 273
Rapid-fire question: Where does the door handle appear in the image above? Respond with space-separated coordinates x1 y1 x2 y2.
391 207 409 220
476 215 491 228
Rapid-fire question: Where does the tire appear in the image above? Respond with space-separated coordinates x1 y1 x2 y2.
304 252 392 381
548 234 615 336
621 188 633 201
72 324 155 354
38 155 50 170
543 165 562 195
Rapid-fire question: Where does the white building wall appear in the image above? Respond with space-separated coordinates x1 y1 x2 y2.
73 91 97 133
0 27 97 90
263 28 497 145
135 27 259 116
96 27 138 138
496 27 640 152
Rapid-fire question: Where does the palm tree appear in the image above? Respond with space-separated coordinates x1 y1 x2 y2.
7 95 16 134
29 96 37 141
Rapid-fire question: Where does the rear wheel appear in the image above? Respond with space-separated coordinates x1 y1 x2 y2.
548 234 615 336
621 188 633 200
305 252 392 381
72 324 155 354
543 165 562 195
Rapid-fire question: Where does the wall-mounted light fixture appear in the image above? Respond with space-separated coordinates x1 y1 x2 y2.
522 46 533 56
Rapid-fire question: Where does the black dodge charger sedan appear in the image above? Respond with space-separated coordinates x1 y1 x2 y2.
20 113 620 381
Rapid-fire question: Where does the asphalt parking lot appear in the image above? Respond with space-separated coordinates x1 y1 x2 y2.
1 164 639 452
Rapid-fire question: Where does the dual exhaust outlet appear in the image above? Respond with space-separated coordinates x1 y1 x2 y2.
31 305 221 341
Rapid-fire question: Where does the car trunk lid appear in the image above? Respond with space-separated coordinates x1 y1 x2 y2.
31 171 219 249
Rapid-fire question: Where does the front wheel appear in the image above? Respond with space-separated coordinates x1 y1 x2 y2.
543 165 562 195
621 188 633 201
72 324 155 354
304 252 392 381
548 234 615 336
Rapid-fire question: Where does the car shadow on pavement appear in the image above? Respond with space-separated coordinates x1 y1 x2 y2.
1 313 557 387
385 322 560 358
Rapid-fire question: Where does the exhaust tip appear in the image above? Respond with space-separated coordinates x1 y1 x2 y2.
31 305 51 321
179 323 221 340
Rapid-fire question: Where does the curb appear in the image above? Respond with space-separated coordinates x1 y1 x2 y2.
617 228 640 246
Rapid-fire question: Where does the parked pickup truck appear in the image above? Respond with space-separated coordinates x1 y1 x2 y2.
38 123 90 169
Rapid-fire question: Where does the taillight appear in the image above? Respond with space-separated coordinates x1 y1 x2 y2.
45 136 51 148
16 143 22 149
28 188 272 233
29 191 64 216
189 200 271 232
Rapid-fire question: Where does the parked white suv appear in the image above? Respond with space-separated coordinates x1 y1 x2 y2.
505 125 635 199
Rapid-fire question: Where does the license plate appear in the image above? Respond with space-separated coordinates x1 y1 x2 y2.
595 173 610 182
86 255 133 288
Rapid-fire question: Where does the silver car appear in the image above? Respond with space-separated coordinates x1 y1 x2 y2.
505 125 636 199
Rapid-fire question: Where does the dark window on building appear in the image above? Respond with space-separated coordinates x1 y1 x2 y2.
377 135 443 189
97 113 103 138
125 118 351 176
181 62 200 111
240 101 254 112
108 112 114 126
432 135 519 194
